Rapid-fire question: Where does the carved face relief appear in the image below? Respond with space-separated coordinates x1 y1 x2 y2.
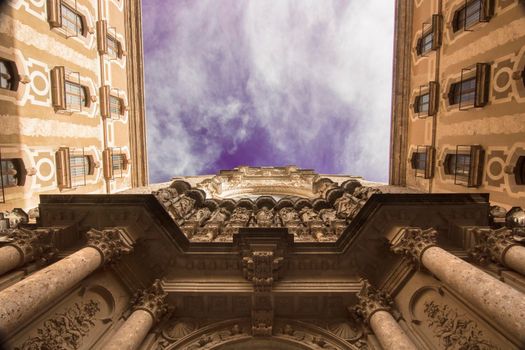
299 208 319 223
279 207 300 224
230 207 251 223
172 195 196 219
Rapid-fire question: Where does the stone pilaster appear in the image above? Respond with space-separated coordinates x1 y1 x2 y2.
391 227 438 265
104 280 168 350
350 280 417 350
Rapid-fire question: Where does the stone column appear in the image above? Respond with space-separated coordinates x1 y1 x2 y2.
0 228 56 276
351 279 418 350
392 227 525 343
104 280 168 350
0 228 132 334
470 227 525 276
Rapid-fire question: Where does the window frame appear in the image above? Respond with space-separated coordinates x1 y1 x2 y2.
60 1 84 38
452 0 494 33
416 14 442 56
0 58 19 92
411 146 435 179
0 150 26 203
448 63 490 109
414 81 438 118
103 147 128 180
56 147 93 189
444 145 484 187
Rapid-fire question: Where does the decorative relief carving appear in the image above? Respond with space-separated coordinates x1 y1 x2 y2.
350 279 392 324
131 279 169 322
15 300 100 350
86 228 133 264
153 168 381 243
391 227 438 265
423 301 499 350
469 227 519 265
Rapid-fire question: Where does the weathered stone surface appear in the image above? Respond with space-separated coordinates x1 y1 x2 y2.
0 247 102 334
369 310 417 350
504 245 525 276
104 309 154 350
0 245 22 276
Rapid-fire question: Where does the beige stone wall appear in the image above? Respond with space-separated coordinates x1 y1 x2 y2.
391 0 525 208
0 0 146 212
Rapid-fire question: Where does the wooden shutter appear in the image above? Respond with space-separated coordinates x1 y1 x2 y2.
428 81 439 116
102 148 113 179
425 147 435 179
99 85 110 118
55 147 71 189
119 97 127 115
481 0 495 21
117 41 124 59
47 0 61 28
122 154 129 171
50 66 66 110
86 155 95 175
97 20 108 54
468 145 485 187
431 14 442 50
413 96 420 113
7 60 20 91
415 37 422 56
79 13 88 36
452 9 461 32
474 63 491 107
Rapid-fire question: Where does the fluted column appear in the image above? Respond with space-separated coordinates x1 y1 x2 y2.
0 228 56 276
351 280 418 350
0 228 132 334
392 227 525 343
104 280 168 350
470 227 525 276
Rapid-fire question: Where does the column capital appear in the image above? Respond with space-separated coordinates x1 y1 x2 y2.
391 227 438 265
86 228 133 265
350 279 393 324
131 279 169 322
469 227 520 265
4 227 57 264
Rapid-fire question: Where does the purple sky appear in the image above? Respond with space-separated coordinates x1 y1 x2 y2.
142 1 395 183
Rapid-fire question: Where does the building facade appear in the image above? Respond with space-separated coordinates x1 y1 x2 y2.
0 166 524 349
0 0 147 213
390 0 525 209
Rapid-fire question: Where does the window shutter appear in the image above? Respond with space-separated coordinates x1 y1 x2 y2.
79 14 88 37
55 147 71 189
86 155 95 175
413 96 420 113
117 41 124 59
468 145 485 187
47 0 61 28
428 81 439 116
410 152 418 169
474 63 491 107
431 14 442 50
452 10 461 32
99 85 110 118
82 86 91 108
122 154 129 171
425 147 435 179
7 60 20 91
97 20 108 54
447 83 457 105
102 148 113 179
415 37 422 56
50 66 66 110
119 98 127 115
481 0 495 21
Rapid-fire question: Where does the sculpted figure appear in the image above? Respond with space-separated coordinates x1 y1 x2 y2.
171 195 196 219
334 193 359 220
319 208 337 225
279 207 300 225
190 207 211 225
299 207 319 224
229 207 252 224
254 207 274 227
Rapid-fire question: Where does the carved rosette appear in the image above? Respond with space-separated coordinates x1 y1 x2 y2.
390 227 438 265
350 279 393 325
5 227 57 264
469 227 520 265
132 279 169 322
86 228 133 264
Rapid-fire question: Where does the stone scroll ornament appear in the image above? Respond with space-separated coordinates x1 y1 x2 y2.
15 300 101 350
390 227 438 266
423 301 499 350
86 228 133 264
131 279 169 322
469 227 520 265
349 279 393 325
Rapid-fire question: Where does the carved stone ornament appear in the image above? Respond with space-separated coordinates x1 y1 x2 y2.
390 227 438 265
4 227 58 264
131 279 169 322
350 279 393 324
242 250 284 291
15 300 100 350
86 228 133 264
469 227 520 265
423 301 500 350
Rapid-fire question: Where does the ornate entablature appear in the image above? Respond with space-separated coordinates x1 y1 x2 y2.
152 166 381 243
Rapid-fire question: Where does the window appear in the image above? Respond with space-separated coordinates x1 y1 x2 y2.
444 145 484 187
100 85 125 119
515 156 525 185
414 81 439 117
448 63 490 109
416 15 442 55
103 148 128 179
51 66 89 112
0 151 26 203
415 93 430 114
97 21 124 59
107 35 119 58
0 58 19 91
110 95 122 116
452 0 494 32
411 146 434 179
47 0 87 37
56 147 94 189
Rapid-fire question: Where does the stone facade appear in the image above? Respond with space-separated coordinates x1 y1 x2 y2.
0 167 523 349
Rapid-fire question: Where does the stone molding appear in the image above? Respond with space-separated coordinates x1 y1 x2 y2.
350 279 393 324
85 228 133 264
131 279 169 322
469 227 521 265
391 227 438 265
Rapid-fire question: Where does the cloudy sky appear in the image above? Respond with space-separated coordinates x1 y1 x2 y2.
142 0 395 183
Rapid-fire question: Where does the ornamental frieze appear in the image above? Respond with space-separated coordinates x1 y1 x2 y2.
153 174 381 243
